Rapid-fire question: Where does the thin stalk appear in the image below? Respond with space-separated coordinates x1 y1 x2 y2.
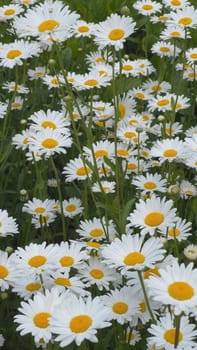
174 314 181 348
50 157 66 239
137 270 156 323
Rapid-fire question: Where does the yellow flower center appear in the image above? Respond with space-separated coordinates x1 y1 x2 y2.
84 79 99 86
51 78 59 85
139 302 146 313
59 256 74 267
26 282 41 291
144 181 157 190
12 102 21 109
108 28 125 41
55 277 71 286
89 228 103 237
124 131 136 139
122 64 133 71
170 31 181 37
160 46 170 53
41 121 56 129
7 49 22 60
168 228 180 237
41 138 59 149
94 149 108 158
141 150 149 157
144 212 164 227
70 315 92 333
96 57 105 63
33 312 51 328
28 255 47 268
190 53 197 59
86 241 101 249
171 0 181 5
178 17 192 26
135 92 145 99
142 4 153 10
124 251 145 266
112 302 128 314
188 72 195 78
118 104 126 118
34 207 46 214
78 25 89 33
157 99 170 107
38 19 60 32
168 281 194 300
76 166 92 176
35 71 44 77
159 16 168 21
0 265 8 279
90 269 104 279
163 149 178 157
127 163 137 170
65 204 77 212
164 328 183 345
117 149 129 157
4 9 16 16
144 267 160 279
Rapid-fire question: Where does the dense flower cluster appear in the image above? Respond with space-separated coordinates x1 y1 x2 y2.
0 0 197 349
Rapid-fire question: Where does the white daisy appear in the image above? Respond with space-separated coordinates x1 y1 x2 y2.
132 173 167 194
93 13 136 50
101 233 165 274
148 313 197 349
61 198 84 218
168 6 197 28
0 4 23 21
151 41 181 57
146 261 197 314
76 217 116 242
160 24 187 40
133 0 162 16
0 40 40 68
186 47 197 65
22 198 57 217
0 250 13 291
162 0 189 9
71 72 111 91
150 137 185 163
184 244 197 261
127 195 177 236
63 156 93 182
0 209 19 237
56 241 89 271
29 109 69 133
50 294 110 347
27 66 46 80
166 217 192 241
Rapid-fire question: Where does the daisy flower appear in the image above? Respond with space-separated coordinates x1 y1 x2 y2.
168 6 197 28
119 59 139 76
148 313 197 349
0 334 4 347
184 244 197 261
151 41 181 57
60 198 84 218
14 287 66 344
127 195 177 236
22 198 57 217
2 82 29 94
56 241 89 271
0 209 19 237
9 274 43 300
85 49 111 66
93 13 136 50
101 233 165 274
101 286 140 324
132 173 167 194
27 66 46 80
133 0 162 16
77 256 119 291
0 40 40 68
12 129 31 150
179 179 197 198
92 181 116 194
83 140 115 164
76 217 116 242
70 20 95 37
150 13 170 24
0 4 23 21
135 58 156 76
0 250 13 291
13 0 79 39
28 128 72 158
147 261 197 314
10 96 24 110
160 24 187 40
0 102 8 119
125 328 141 346
9 242 58 276
71 72 111 91
186 47 197 65
89 62 113 79
45 269 88 297
50 294 111 347
29 109 69 134
142 79 171 94
162 0 190 9
130 87 150 101
41 74 65 89
150 137 185 163
166 217 192 241
117 94 136 121
63 156 93 182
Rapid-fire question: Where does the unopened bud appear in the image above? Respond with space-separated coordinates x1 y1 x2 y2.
5 246 14 254
0 292 8 300
167 185 180 195
158 115 165 122
120 6 130 16
20 189 28 201
48 58 56 66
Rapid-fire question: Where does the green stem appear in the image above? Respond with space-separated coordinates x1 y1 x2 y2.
50 157 66 240
174 314 181 348
137 271 156 323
